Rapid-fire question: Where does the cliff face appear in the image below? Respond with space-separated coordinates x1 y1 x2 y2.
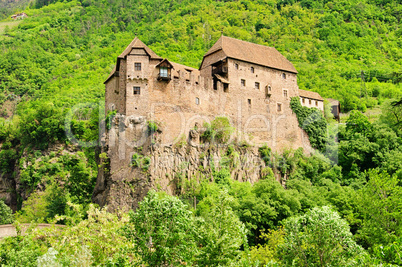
0 170 17 211
92 114 310 212
0 143 96 212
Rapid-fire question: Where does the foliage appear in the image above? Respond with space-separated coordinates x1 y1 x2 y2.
0 234 48 267
290 97 328 150
130 152 150 171
372 236 402 266
0 204 137 266
202 116 234 144
0 148 17 173
0 199 14 225
0 0 402 264
15 191 49 223
250 227 285 266
105 110 117 130
147 120 159 134
356 170 402 248
123 191 197 266
195 190 248 266
380 98 402 134
338 112 402 183
47 204 137 266
279 206 365 266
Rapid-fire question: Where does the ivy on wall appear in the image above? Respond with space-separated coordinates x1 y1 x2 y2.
290 97 327 151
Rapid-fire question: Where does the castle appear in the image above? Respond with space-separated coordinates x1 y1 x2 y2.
93 36 325 210
104 35 324 149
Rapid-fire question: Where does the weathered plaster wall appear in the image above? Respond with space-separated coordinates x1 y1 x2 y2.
300 97 324 110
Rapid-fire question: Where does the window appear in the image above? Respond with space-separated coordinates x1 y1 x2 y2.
255 82 260 90
283 90 288 97
235 63 239 70
160 67 168 78
196 97 200 105
282 73 286 79
315 100 318 106
251 67 254 73
302 98 305 104
248 99 251 105
223 83 229 92
135 63 141 71
133 86 140 95
241 79 246 87
309 99 312 105
266 85 271 98
213 78 218 90
277 103 282 112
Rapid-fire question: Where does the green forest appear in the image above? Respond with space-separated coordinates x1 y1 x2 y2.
0 0 402 265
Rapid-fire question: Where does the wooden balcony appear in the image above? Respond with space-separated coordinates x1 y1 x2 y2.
212 65 228 75
157 73 171 81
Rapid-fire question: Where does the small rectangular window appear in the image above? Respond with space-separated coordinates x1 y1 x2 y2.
283 90 288 97
277 103 282 112
316 101 318 106
255 82 260 90
223 83 229 92
135 63 141 71
309 99 312 105
248 99 251 105
235 63 239 69
196 97 200 105
133 86 140 95
241 79 246 87
302 98 305 104
251 67 254 73
160 67 168 77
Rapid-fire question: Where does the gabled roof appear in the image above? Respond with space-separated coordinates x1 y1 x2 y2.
105 66 117 84
326 98 340 105
170 61 200 77
118 37 162 59
155 58 174 68
202 36 298 74
104 37 163 84
299 89 324 101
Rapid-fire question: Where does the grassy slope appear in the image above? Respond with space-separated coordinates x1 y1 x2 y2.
0 21 22 34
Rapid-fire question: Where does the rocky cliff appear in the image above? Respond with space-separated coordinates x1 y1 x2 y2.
92 114 309 211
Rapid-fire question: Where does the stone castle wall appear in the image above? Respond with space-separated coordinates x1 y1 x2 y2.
96 44 313 211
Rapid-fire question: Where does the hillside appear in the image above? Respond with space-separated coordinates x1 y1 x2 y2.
0 0 402 265
0 0 32 19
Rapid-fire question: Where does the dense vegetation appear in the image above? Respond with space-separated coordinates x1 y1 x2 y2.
0 0 31 20
0 0 401 265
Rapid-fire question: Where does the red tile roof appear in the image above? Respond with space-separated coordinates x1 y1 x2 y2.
299 89 324 101
203 36 298 73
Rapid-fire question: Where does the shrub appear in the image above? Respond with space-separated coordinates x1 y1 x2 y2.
147 120 159 134
0 199 14 225
201 116 234 144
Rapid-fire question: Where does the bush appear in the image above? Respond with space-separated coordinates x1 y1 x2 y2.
147 120 159 134
0 199 14 225
202 116 234 144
